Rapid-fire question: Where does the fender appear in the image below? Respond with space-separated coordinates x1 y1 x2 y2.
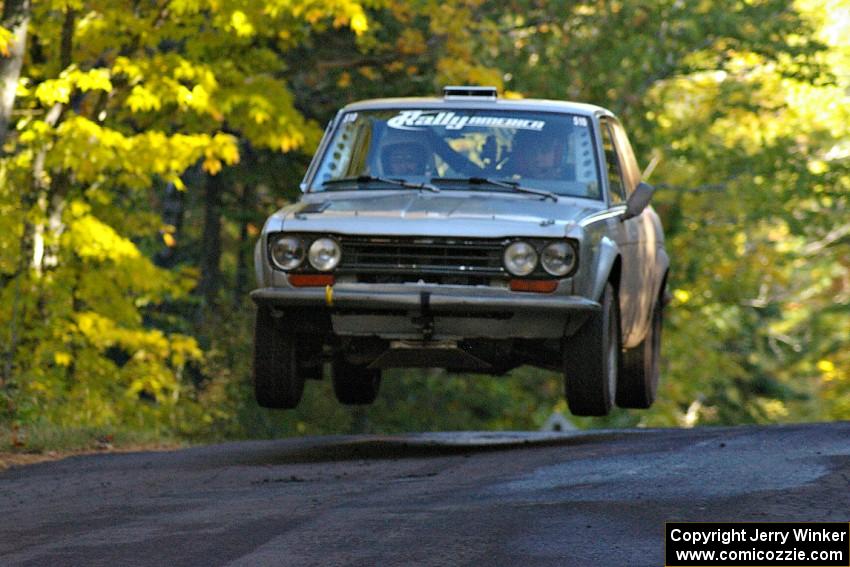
589 235 621 303
255 216 285 288
564 235 620 338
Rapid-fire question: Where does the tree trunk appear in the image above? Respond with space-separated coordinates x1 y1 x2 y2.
30 4 74 274
154 181 186 268
4 6 69 383
59 6 74 69
234 182 253 303
0 0 32 384
0 0 30 146
198 172 224 309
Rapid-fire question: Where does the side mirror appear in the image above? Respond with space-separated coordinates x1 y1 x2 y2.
622 182 654 220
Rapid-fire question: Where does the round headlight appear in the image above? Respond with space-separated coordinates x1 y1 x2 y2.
270 235 305 270
541 242 576 276
503 241 538 276
308 237 342 272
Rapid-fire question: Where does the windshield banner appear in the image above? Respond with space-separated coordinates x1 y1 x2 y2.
387 110 546 132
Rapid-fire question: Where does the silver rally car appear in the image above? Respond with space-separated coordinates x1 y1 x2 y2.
251 86 669 416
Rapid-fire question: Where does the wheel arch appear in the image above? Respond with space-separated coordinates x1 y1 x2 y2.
608 255 623 297
658 267 670 306
656 248 671 307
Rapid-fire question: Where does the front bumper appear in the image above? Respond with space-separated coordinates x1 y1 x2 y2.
250 283 599 340
251 283 599 313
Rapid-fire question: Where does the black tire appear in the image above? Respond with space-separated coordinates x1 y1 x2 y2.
253 306 305 409
563 282 620 416
616 293 663 409
332 358 382 405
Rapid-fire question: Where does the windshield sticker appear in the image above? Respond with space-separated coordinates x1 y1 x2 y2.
387 110 546 131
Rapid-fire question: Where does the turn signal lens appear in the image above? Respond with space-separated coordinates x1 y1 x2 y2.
289 274 334 287
510 279 558 293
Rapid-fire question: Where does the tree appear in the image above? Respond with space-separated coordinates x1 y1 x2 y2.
0 0 372 433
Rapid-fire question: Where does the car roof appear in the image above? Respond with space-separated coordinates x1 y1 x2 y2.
341 96 615 119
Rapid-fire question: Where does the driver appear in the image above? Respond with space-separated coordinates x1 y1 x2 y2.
381 142 428 177
508 129 570 180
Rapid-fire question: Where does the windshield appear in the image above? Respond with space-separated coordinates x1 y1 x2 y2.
308 108 601 199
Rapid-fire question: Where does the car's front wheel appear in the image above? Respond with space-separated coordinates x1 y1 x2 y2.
253 305 305 409
616 291 663 409
563 282 620 416
332 358 382 405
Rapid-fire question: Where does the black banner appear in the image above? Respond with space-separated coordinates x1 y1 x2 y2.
666 522 850 566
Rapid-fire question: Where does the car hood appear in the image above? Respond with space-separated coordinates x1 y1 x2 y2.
268 190 603 239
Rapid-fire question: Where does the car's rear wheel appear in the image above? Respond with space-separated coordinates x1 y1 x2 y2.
616 291 663 409
563 282 620 416
332 358 382 405
253 305 305 409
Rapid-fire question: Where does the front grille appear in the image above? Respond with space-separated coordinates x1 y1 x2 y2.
337 236 506 279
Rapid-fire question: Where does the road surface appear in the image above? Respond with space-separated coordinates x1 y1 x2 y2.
1 422 849 566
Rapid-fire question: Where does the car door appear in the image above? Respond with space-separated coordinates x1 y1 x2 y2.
608 118 658 348
599 117 641 342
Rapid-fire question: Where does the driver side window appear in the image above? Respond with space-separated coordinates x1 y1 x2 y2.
600 121 626 205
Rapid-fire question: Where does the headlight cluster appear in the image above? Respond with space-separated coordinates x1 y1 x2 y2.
503 240 577 277
270 234 341 272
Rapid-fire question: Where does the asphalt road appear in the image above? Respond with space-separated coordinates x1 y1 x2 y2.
1 422 849 566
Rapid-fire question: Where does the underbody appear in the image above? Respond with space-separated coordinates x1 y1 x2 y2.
252 282 601 374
